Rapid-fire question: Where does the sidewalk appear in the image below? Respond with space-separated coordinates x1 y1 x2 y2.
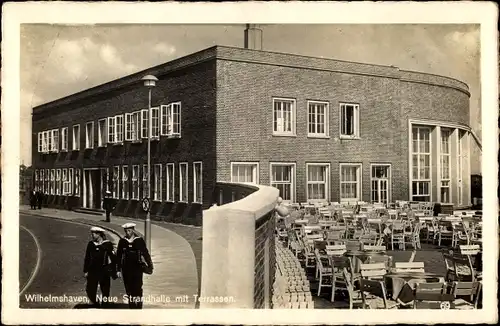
20 205 199 309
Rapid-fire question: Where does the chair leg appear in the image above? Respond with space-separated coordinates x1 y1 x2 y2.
331 275 336 302
317 274 322 296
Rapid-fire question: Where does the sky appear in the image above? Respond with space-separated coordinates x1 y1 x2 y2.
20 24 481 171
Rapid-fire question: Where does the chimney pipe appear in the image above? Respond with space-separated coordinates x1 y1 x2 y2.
244 24 263 50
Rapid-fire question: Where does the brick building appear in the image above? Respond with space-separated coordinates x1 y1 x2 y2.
32 32 476 225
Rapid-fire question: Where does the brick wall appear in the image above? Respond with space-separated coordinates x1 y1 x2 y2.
215 52 470 204
32 60 218 226
253 210 276 309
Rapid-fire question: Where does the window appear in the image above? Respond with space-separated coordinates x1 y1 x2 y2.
44 169 49 194
141 109 149 139
38 133 43 153
340 164 362 202
43 131 49 153
411 126 431 202
231 162 259 184
74 169 80 197
273 98 296 136
179 163 188 202
142 165 148 199
98 118 107 147
193 162 203 203
166 163 175 202
107 117 115 144
115 115 124 143
47 130 52 152
440 128 451 203
121 166 129 199
132 165 139 200
458 130 464 205
100 168 109 194
61 127 68 151
371 165 391 204
62 169 68 195
56 169 61 195
34 170 39 191
307 163 330 201
125 112 141 142
161 102 182 137
340 103 360 138
39 170 44 192
112 166 120 199
68 168 74 195
154 164 162 201
50 169 55 195
270 163 295 202
52 129 59 152
152 107 160 138
85 122 94 149
308 101 329 137
72 125 80 151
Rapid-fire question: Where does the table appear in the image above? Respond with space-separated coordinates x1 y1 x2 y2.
384 272 445 303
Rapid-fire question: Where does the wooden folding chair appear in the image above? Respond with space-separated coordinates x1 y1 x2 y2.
393 262 425 274
451 281 482 309
359 263 398 309
314 249 333 297
413 282 451 309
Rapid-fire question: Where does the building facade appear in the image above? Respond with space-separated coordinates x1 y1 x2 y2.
32 45 474 226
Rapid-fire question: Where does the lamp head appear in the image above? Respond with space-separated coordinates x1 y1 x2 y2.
142 74 158 88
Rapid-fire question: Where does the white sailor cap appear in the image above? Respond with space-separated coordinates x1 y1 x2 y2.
90 226 106 233
121 222 136 229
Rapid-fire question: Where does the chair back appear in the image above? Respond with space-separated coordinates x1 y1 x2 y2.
326 244 347 256
451 281 481 297
393 262 425 274
363 245 386 253
460 245 480 256
414 282 447 302
360 263 387 278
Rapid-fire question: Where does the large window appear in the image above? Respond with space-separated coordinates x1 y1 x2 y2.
308 101 329 137
44 169 49 194
458 131 464 205
152 107 160 138
154 164 162 201
142 165 148 199
412 126 431 202
74 169 80 197
340 164 362 202
340 103 360 138
179 163 188 202
141 109 149 139
34 170 39 191
50 169 55 195
306 163 330 201
122 166 129 199
371 165 391 204
38 133 43 153
62 169 68 195
68 168 74 195
56 169 61 195
51 129 59 152
85 122 94 149
132 165 139 200
107 115 124 144
112 166 120 199
61 127 68 151
440 128 451 203
161 102 181 137
231 162 259 184
125 112 141 141
270 163 295 202
273 98 296 136
193 162 203 204
98 118 107 147
166 163 175 202
107 117 115 144
72 125 80 151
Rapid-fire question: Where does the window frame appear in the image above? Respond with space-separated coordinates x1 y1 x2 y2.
269 162 296 203
306 163 331 202
370 163 391 204
339 163 362 202
151 107 160 139
230 162 260 184
85 121 94 149
112 166 120 199
179 162 188 203
410 125 432 202
61 127 68 151
153 163 162 201
72 124 80 151
166 163 175 202
307 100 330 138
193 162 203 204
51 129 59 153
339 102 360 139
440 128 452 203
272 97 296 137
97 118 107 147
121 165 129 200
132 165 140 200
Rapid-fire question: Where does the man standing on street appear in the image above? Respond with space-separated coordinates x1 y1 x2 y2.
102 191 115 223
29 189 37 210
36 189 43 210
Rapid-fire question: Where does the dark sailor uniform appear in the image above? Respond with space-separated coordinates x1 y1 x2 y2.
116 236 153 309
83 240 116 306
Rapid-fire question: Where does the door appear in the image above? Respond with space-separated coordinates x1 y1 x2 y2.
371 165 391 204
91 170 101 209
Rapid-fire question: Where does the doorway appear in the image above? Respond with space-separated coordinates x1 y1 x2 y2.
83 168 102 209
371 164 391 204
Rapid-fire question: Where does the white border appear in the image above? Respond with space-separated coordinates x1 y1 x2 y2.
2 1 498 325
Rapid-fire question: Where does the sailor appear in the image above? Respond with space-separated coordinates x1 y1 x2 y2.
116 223 153 309
83 226 117 307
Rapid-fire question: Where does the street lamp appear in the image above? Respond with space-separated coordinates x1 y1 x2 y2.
142 74 158 251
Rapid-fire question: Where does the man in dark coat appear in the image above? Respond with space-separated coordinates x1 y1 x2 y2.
102 191 115 223
36 190 43 210
83 226 117 307
29 189 37 209
116 223 153 309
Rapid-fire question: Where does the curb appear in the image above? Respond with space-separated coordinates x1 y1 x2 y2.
21 211 124 242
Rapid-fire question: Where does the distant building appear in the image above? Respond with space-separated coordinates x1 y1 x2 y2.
31 27 476 225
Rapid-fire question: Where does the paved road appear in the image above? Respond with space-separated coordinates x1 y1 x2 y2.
19 214 128 309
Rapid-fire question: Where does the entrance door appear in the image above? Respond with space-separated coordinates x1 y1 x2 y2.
371 165 391 204
91 170 101 209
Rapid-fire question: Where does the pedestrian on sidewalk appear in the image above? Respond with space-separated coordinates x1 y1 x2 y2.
83 226 117 308
36 189 43 210
102 191 115 223
29 189 37 210
116 223 153 309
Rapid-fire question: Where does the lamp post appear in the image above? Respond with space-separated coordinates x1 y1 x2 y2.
141 74 158 251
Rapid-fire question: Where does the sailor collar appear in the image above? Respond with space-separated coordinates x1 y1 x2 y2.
124 236 139 243
92 239 110 246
